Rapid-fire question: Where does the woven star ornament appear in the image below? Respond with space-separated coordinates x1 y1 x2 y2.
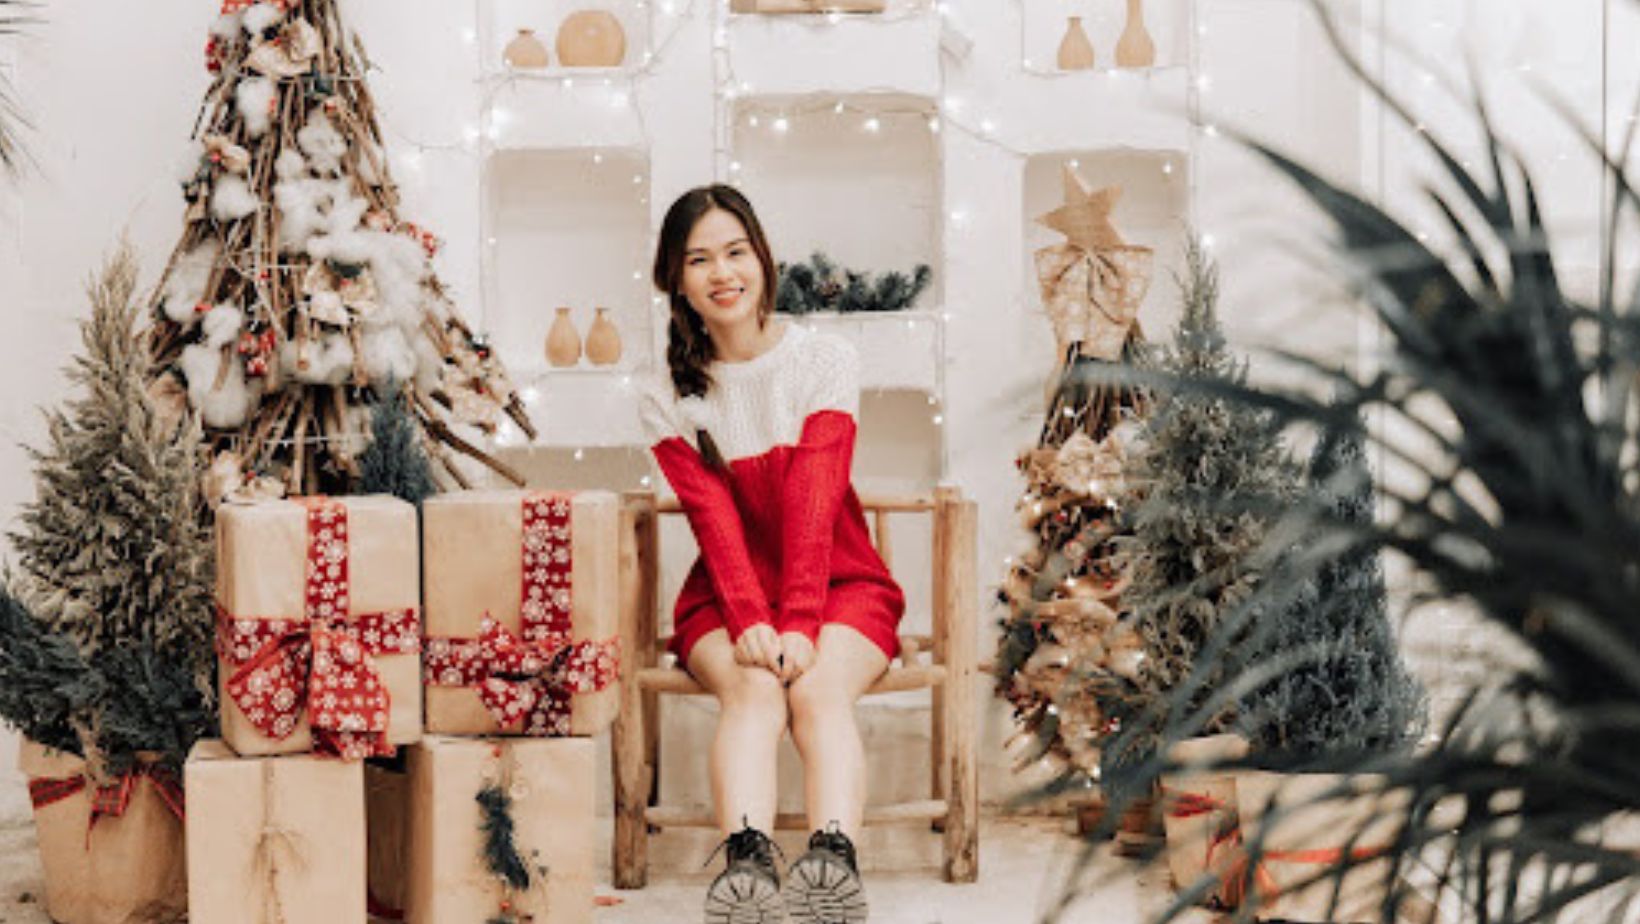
1033 165 1154 361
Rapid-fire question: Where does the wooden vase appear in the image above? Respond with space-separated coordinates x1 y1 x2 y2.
1115 0 1157 69
1057 16 1096 71
556 10 627 68
545 307 582 367
584 307 623 366
503 28 550 69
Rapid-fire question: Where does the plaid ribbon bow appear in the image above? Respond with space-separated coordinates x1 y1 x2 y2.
425 491 620 736
217 497 420 760
29 763 186 846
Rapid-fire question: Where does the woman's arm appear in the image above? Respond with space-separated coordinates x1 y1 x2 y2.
778 337 861 642
641 386 774 641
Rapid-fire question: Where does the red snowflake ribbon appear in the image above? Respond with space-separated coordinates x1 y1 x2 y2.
424 492 621 736
217 497 421 760
29 763 186 846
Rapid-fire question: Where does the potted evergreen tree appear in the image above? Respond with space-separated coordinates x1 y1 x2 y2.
0 249 215 924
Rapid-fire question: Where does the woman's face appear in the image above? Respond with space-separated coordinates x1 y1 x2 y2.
680 207 765 333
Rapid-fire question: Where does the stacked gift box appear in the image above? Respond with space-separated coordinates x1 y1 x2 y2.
185 490 620 924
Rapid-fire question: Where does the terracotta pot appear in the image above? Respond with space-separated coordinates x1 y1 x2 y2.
585 307 623 366
556 10 627 68
1057 16 1095 71
503 28 550 69
545 307 582 367
1115 0 1157 69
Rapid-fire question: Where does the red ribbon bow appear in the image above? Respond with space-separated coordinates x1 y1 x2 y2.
218 497 420 760
425 492 621 736
29 763 186 846
1216 827 1386 908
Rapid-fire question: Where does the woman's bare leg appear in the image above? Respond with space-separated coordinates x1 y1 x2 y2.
786 624 891 837
686 627 787 836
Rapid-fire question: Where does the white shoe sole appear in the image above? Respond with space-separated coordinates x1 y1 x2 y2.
705 864 785 924
784 852 868 924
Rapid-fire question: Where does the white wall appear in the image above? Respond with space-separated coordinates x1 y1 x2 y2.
1 0 1616 823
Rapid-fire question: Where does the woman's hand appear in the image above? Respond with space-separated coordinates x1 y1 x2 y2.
733 623 784 673
775 631 816 684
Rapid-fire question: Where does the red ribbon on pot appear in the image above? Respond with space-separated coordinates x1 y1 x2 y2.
1217 829 1387 908
29 763 186 846
423 491 620 736
217 497 421 760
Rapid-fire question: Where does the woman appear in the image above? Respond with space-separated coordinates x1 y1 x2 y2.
639 184 904 924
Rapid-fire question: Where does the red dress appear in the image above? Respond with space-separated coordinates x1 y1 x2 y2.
638 324 904 666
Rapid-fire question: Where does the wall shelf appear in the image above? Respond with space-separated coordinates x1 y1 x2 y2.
723 7 942 97
479 0 652 76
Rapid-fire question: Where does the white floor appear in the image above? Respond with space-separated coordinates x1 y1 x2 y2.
0 813 1215 924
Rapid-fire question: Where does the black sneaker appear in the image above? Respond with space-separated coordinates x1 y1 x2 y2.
704 825 786 924
783 825 868 924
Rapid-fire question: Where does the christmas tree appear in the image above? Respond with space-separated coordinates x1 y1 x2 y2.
1117 243 1302 757
146 0 533 496
993 171 1157 781
1234 420 1425 759
1 248 216 773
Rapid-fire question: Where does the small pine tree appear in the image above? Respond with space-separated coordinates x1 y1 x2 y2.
1236 423 1426 759
356 386 438 506
0 584 99 757
1122 243 1301 744
2 248 216 770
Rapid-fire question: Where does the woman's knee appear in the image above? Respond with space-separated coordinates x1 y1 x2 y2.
719 666 787 720
786 670 853 726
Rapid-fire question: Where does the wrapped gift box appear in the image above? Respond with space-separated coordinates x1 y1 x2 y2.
185 739 366 924
216 495 421 758
405 736 595 924
1159 733 1250 905
423 490 620 737
20 741 187 924
1233 770 1410 921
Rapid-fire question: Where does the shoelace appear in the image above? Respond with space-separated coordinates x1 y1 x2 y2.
703 821 786 872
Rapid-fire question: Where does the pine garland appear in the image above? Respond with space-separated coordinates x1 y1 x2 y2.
477 783 532 892
776 251 933 315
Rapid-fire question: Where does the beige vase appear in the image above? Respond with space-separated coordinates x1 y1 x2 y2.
585 307 623 366
545 307 582 367
556 10 627 68
1057 16 1096 71
503 28 550 69
1115 0 1157 68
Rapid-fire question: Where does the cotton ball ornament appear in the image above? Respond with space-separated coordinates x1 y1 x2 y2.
211 175 259 223
324 190 371 237
364 231 430 329
210 12 243 39
286 333 355 385
201 303 245 349
307 229 373 266
181 344 261 430
298 108 348 175
360 327 418 385
161 243 220 325
276 149 309 180
274 178 326 253
240 2 284 38
236 77 277 138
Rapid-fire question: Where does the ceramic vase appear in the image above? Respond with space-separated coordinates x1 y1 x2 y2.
1115 0 1157 69
546 307 582 367
556 10 627 67
503 28 550 69
584 307 623 366
1057 16 1096 71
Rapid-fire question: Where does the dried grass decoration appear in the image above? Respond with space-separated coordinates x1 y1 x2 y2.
1033 165 1153 362
150 0 537 495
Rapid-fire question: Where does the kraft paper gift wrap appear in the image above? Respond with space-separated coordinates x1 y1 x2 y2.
1232 770 1410 922
185 739 366 924
215 495 422 758
1159 733 1251 904
405 736 595 924
20 741 187 924
422 490 620 737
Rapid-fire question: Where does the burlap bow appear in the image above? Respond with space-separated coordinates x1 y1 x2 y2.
1034 243 1153 361
29 762 186 846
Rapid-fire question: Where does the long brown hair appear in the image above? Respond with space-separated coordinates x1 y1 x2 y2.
651 184 778 401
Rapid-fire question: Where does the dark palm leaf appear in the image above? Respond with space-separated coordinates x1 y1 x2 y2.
1053 2 1640 921
0 1 39 174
